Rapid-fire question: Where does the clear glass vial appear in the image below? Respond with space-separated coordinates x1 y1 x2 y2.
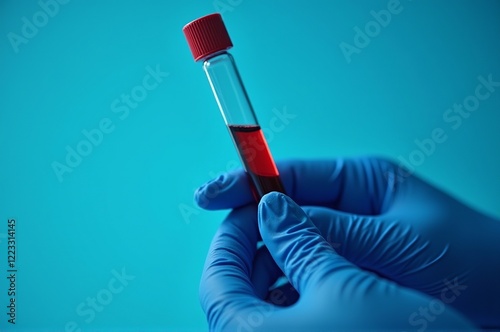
183 13 285 199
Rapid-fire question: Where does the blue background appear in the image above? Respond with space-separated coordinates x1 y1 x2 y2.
1 0 499 331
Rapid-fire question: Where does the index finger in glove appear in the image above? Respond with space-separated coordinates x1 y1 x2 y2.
195 157 402 215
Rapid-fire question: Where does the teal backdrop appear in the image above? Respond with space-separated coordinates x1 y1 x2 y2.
1 0 499 331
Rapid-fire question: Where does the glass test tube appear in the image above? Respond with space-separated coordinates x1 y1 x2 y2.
183 13 285 200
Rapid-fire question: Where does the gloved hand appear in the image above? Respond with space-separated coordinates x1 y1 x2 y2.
199 192 475 331
196 157 500 329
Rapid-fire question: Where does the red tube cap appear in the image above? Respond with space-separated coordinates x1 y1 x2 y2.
183 13 233 62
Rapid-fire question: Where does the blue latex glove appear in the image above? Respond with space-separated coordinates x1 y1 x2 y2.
199 192 475 330
196 157 500 329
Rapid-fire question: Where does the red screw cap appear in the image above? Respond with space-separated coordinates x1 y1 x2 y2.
183 13 233 62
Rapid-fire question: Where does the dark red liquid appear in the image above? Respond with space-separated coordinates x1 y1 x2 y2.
229 125 286 200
